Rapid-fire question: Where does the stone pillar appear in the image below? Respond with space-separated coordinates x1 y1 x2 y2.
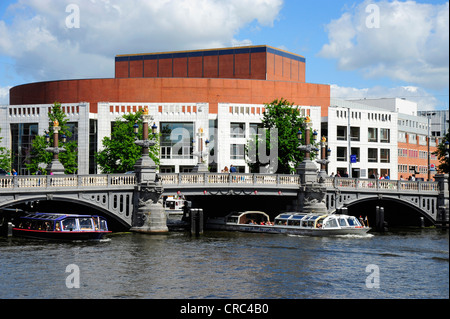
296 117 328 215
130 109 168 233
435 174 449 227
45 123 66 175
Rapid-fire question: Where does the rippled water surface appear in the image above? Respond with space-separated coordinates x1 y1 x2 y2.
0 228 448 299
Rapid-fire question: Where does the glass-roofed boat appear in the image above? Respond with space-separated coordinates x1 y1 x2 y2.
12 212 111 240
206 211 371 236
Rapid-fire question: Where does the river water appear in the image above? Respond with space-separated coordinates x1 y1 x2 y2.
0 227 448 301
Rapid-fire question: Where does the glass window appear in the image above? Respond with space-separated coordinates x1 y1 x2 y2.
368 148 378 163
350 127 360 141
61 218 77 231
368 128 377 142
78 218 94 230
230 123 245 138
337 126 347 141
336 147 347 161
380 128 390 143
160 122 194 159
380 149 390 163
339 218 348 227
230 144 245 160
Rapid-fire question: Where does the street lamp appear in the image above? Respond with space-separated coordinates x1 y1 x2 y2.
45 119 66 175
426 112 436 181
192 127 209 172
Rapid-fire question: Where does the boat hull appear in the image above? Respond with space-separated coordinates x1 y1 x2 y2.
206 223 371 236
12 228 111 240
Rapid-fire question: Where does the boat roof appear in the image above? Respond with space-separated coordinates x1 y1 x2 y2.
229 211 270 219
275 212 328 220
20 212 103 221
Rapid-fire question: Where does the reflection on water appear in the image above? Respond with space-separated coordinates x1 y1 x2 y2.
0 228 448 299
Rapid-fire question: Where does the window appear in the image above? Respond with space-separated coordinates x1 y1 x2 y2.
350 127 360 141
408 133 416 144
368 128 377 142
61 218 77 231
380 149 390 163
230 123 245 138
351 148 360 162
230 144 245 160
336 147 347 161
337 126 347 141
160 122 194 159
368 148 378 163
249 123 263 137
380 128 390 143
78 218 94 230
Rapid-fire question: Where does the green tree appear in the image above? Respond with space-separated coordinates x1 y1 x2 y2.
95 111 160 173
26 102 78 174
246 98 317 174
0 127 12 172
434 130 449 174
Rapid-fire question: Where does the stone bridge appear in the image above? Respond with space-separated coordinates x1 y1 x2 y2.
0 173 448 228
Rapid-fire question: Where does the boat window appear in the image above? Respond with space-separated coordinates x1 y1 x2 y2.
61 218 77 231
347 217 361 226
78 218 94 230
99 219 108 231
227 216 239 224
339 218 348 227
325 218 338 228
288 220 300 226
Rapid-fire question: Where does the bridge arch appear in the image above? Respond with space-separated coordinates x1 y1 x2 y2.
0 194 133 230
340 195 436 227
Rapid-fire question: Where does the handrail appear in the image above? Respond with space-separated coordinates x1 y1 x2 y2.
0 173 440 193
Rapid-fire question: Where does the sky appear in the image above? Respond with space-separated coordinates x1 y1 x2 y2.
0 0 448 110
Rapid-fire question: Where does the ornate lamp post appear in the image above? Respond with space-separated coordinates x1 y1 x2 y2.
131 106 168 233
192 127 209 172
45 119 66 175
296 116 328 214
316 136 331 183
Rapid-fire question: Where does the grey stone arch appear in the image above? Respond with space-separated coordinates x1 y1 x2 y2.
337 195 437 225
0 193 133 229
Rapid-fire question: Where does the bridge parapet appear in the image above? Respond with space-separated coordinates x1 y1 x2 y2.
324 177 439 194
159 173 300 187
0 174 136 191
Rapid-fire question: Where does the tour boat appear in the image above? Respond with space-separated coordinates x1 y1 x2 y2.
164 196 185 219
206 211 371 236
12 212 111 240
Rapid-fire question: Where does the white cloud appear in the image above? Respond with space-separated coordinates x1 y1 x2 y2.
0 0 283 81
330 84 442 111
0 86 12 105
319 0 449 90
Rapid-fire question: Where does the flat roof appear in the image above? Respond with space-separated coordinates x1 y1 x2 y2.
115 45 306 63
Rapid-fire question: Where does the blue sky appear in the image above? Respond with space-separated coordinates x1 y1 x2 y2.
0 0 448 110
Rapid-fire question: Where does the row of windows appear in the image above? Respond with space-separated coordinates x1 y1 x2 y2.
398 165 431 174
336 127 391 143
335 110 392 122
398 148 437 159
336 147 390 163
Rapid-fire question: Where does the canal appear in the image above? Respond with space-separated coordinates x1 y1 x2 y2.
0 227 447 300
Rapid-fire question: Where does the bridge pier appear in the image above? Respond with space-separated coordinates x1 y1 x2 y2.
130 110 168 234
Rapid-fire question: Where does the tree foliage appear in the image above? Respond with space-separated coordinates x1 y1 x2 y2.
434 130 449 174
246 98 317 174
26 102 78 174
0 128 12 172
95 111 160 173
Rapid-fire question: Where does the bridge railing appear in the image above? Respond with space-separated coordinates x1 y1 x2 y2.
324 177 439 193
159 173 300 187
0 174 136 190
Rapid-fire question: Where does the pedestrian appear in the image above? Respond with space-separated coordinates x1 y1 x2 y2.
12 169 17 176
230 165 236 173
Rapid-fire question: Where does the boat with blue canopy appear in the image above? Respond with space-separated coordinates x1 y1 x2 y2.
12 212 111 240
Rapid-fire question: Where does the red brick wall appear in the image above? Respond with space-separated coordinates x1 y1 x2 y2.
10 78 330 115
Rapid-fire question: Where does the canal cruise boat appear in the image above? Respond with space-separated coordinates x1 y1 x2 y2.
12 212 111 240
206 211 371 236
